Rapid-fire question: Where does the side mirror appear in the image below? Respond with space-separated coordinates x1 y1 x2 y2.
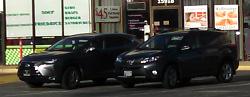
181 46 191 51
85 47 96 53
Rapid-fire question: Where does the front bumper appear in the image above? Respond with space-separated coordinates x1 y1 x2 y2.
115 63 162 82
17 62 57 83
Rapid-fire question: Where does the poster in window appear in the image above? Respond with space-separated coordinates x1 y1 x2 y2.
35 0 62 36
184 5 208 30
6 0 33 38
214 5 239 30
64 0 92 36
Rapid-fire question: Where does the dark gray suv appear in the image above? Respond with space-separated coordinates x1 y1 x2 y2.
115 30 239 89
18 33 139 89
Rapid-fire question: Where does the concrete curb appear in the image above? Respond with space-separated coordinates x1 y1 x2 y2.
0 69 17 75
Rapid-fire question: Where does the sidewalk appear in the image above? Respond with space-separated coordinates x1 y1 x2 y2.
0 61 250 75
0 65 18 75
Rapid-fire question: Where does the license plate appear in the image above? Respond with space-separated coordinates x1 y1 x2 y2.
23 70 30 76
124 71 132 77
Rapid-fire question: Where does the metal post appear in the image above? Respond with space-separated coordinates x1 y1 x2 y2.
61 0 64 38
208 0 214 28
239 0 244 60
32 0 36 53
1 0 7 65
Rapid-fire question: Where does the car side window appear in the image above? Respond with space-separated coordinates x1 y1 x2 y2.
198 31 220 47
181 34 198 50
105 36 131 49
93 38 105 50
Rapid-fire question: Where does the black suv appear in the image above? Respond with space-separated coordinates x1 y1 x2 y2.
18 33 139 89
115 30 239 88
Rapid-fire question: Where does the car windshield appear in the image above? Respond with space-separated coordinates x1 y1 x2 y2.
47 38 90 51
138 34 185 50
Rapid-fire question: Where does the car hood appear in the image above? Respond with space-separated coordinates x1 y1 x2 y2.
122 49 163 59
22 51 72 62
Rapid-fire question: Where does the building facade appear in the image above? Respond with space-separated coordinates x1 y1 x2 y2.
0 0 249 65
124 0 248 61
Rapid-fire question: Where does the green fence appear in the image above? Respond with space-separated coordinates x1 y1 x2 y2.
5 45 50 65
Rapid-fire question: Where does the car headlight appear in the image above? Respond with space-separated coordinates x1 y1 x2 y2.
140 56 160 64
116 57 123 63
43 59 58 64
34 59 57 70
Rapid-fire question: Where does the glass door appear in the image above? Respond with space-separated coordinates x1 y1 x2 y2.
153 9 179 34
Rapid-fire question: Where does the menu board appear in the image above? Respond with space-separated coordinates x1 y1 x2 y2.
35 0 62 36
184 5 208 30
6 0 33 38
6 0 92 38
214 5 239 30
64 0 92 35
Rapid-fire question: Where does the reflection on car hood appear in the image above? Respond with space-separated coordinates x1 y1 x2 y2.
123 50 163 59
22 51 72 62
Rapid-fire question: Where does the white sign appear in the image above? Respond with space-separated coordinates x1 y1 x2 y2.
35 0 62 36
64 0 92 35
158 0 175 4
95 6 120 22
184 5 208 30
6 0 33 38
215 5 239 30
0 0 3 11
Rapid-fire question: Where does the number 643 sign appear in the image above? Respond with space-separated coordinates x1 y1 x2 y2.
95 6 120 22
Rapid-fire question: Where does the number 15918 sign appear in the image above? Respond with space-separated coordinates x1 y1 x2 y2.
95 6 120 22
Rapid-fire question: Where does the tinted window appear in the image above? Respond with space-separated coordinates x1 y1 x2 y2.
47 38 90 51
198 31 221 47
93 38 105 50
181 33 198 49
105 36 131 49
139 34 184 50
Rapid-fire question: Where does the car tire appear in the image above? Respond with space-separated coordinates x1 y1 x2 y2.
216 62 234 83
61 67 80 90
25 82 44 88
121 82 135 88
162 66 178 89
92 78 107 85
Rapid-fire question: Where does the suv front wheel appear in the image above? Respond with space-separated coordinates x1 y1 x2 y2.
61 67 80 89
162 66 178 89
216 62 234 83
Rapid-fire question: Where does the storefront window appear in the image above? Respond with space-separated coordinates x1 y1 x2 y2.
152 0 179 6
183 0 208 6
214 0 237 45
244 0 250 60
126 0 150 40
214 0 237 4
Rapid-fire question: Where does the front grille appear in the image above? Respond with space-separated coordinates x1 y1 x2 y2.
19 62 39 76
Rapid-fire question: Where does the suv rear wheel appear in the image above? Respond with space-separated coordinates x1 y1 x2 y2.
162 66 178 89
61 67 80 89
216 62 234 83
